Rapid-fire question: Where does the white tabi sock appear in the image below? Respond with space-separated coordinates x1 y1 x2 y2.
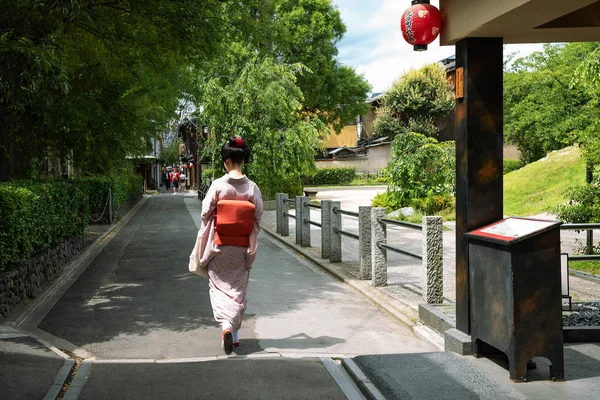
222 322 233 332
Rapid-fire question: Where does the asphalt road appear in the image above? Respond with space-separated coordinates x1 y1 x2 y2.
30 194 435 399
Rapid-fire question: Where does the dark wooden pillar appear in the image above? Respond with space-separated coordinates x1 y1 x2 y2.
455 38 504 334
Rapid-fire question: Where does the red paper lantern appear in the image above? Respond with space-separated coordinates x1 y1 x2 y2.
400 0 442 51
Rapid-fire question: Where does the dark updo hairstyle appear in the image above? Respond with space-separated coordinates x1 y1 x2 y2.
221 136 250 164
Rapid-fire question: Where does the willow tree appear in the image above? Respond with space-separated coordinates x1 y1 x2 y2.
199 45 327 200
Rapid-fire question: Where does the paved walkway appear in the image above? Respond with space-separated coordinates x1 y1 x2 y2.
2 192 600 399
1 194 434 399
299 186 600 303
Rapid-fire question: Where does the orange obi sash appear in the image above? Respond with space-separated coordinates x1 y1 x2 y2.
214 200 256 247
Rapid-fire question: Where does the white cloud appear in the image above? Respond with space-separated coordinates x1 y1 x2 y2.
334 0 545 93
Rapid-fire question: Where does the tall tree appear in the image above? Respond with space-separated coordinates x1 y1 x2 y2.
195 0 371 197
272 0 370 131
0 0 256 179
372 63 454 140
199 44 327 199
504 42 599 164
573 46 600 167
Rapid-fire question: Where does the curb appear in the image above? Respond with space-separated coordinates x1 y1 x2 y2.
261 226 419 328
569 268 600 283
341 358 386 400
43 359 76 400
5 196 149 400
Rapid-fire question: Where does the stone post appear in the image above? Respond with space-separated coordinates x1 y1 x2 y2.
371 207 387 287
276 193 283 234
330 201 342 263
281 194 289 237
295 196 303 245
321 200 332 259
423 216 444 304
359 206 372 280
301 196 311 247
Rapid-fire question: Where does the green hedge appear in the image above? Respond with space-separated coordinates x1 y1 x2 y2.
503 159 524 174
79 174 143 223
304 167 356 186
0 180 89 272
0 174 143 272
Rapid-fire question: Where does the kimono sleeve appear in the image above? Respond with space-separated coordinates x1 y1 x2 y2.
189 182 220 276
245 184 264 269
201 183 219 224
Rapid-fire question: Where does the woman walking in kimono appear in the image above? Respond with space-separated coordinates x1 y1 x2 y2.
189 136 263 355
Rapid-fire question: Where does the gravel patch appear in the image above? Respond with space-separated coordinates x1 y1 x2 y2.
563 302 600 327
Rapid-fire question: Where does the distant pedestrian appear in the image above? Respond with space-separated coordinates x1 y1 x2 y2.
180 170 187 192
171 167 180 194
162 165 171 191
188 136 263 355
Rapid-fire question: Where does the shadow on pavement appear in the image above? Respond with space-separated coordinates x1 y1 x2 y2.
36 196 349 358
258 333 345 351
471 343 600 383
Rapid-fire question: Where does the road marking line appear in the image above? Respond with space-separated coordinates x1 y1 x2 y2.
82 353 357 365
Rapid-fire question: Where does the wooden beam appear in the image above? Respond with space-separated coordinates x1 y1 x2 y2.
455 38 504 334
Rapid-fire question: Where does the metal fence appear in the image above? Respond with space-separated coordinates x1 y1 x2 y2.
275 193 444 304
561 223 600 261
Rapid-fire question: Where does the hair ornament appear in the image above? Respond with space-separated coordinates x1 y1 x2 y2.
235 136 245 147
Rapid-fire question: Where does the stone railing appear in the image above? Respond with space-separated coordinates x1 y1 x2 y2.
275 193 444 304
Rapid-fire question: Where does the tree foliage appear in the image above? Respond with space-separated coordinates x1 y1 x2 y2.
2 0 370 194
198 45 328 200
373 63 454 140
195 0 370 198
529 43 600 225
504 43 599 164
572 46 600 167
554 183 600 224
0 0 258 179
385 132 455 207
271 0 371 131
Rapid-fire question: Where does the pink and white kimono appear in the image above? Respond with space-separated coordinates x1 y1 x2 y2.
189 174 263 331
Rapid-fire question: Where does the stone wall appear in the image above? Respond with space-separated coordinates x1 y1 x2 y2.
0 236 83 318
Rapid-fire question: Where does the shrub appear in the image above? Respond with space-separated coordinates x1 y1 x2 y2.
200 168 221 184
373 64 454 141
78 173 143 223
410 192 455 215
304 167 356 186
386 132 455 207
372 192 402 212
0 174 143 272
0 180 89 272
503 159 524 174
553 183 600 223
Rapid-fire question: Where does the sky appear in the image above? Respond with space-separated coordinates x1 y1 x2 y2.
332 0 545 94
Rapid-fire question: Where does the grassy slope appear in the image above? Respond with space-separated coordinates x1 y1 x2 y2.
504 146 586 217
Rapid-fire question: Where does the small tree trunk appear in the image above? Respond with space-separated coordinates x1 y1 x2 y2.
586 162 594 255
